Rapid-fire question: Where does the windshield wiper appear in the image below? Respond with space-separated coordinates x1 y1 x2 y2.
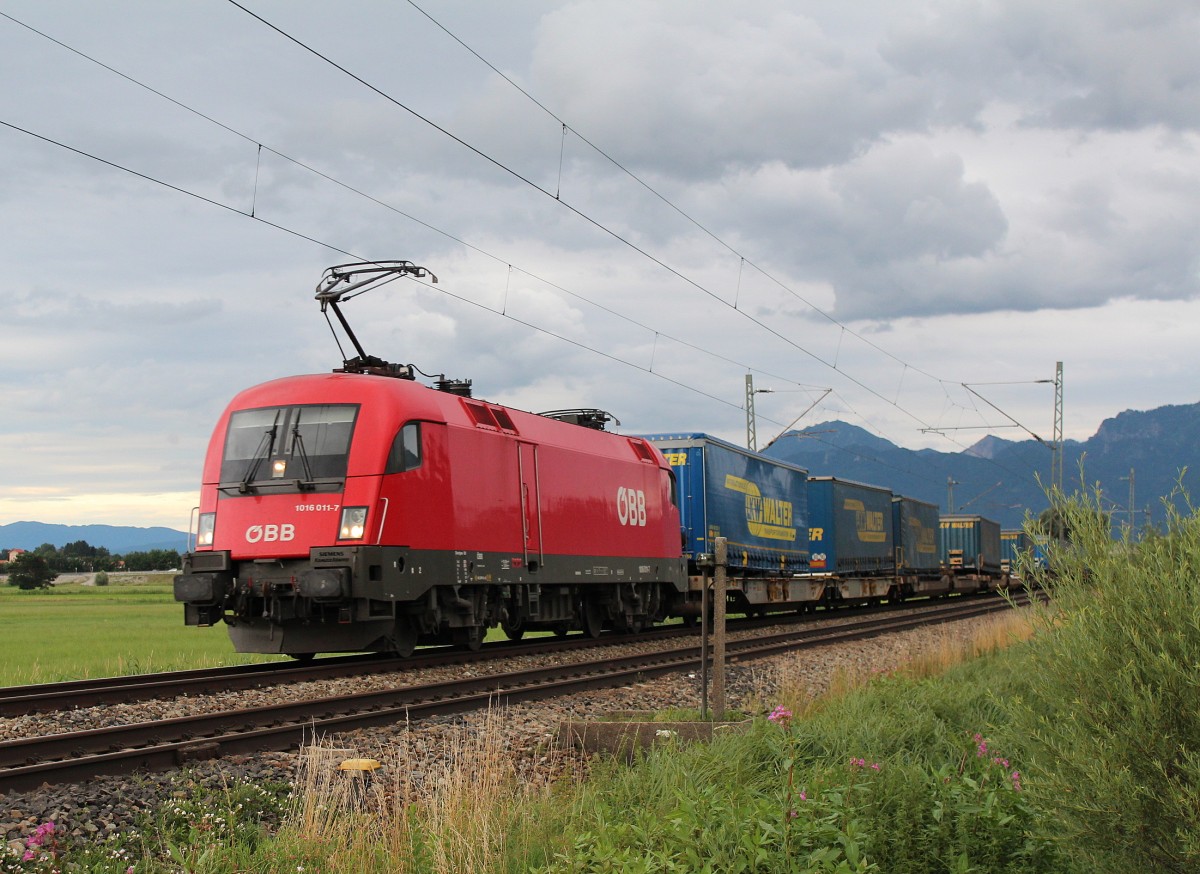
238 410 281 493
290 415 317 491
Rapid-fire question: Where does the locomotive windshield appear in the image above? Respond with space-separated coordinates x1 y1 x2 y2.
220 404 358 488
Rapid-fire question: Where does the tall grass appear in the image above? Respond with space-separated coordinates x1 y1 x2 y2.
276 707 562 874
26 603 1064 872
761 613 1035 722
1014 489 1200 872
530 626 1061 873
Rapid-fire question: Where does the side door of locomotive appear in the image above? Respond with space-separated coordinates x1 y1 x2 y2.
517 441 542 565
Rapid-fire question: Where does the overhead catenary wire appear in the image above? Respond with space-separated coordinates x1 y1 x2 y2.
400 1 1057 454
0 117 765 425
222 0 1002 450
402 0 956 388
2 8 1042 493
0 8 832 407
1 108 1033 492
1 0 972 448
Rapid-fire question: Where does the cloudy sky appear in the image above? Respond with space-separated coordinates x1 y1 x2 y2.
2 0 1198 530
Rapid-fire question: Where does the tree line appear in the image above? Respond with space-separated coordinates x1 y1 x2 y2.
3 540 181 589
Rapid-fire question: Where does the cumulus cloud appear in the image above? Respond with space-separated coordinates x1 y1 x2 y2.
3 0 1200 526
881 0 1200 131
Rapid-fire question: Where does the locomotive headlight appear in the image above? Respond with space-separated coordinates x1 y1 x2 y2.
197 513 216 547
338 506 368 540
271 459 287 478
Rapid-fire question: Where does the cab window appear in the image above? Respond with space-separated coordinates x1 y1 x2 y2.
386 422 422 473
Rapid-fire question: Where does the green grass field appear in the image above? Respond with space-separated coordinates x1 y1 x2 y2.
0 574 284 685
0 574 550 686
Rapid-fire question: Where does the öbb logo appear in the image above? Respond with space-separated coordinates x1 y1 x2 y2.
616 487 647 527
246 523 295 543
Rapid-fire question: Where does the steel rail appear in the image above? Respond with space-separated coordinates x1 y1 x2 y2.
0 623 714 717
0 594 996 715
0 593 1029 794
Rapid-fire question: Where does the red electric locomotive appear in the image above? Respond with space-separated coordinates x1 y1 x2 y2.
173 262 688 656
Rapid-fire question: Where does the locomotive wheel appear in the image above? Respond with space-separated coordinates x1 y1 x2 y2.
581 598 605 639
454 625 484 651
388 617 418 658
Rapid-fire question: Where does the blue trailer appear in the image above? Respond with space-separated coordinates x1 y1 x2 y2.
640 433 809 574
641 432 830 612
892 496 941 575
940 514 1003 586
808 477 895 576
1001 529 1031 574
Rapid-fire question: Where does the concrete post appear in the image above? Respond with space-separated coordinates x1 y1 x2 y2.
713 537 727 720
700 558 709 720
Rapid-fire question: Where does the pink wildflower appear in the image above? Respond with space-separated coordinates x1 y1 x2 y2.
768 705 793 724
799 791 807 801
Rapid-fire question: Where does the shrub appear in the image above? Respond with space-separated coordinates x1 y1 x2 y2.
94 571 110 586
1016 489 1200 872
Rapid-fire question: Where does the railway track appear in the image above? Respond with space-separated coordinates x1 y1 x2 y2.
0 593 1005 717
0 592 1031 793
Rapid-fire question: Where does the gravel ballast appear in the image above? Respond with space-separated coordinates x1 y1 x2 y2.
1 610 1009 855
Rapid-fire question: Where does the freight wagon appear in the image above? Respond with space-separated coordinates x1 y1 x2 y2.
807 477 898 602
640 433 826 612
1002 528 1055 579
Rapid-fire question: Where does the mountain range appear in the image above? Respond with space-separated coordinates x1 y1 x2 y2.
0 522 188 554
762 400 1200 529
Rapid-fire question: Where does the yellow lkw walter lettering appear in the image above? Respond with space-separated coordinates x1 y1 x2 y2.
913 519 937 554
844 499 886 543
724 475 796 541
